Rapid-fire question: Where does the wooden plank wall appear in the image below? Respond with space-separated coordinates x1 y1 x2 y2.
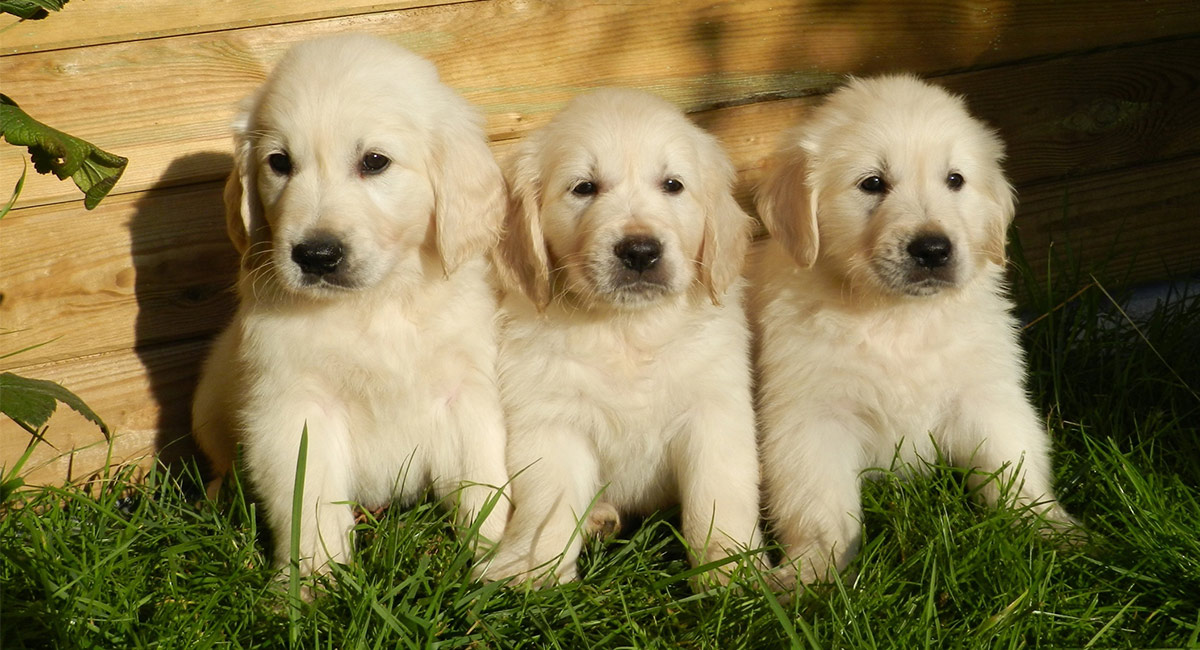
3 0 1199 485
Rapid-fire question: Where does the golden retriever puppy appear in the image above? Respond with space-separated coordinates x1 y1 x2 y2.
751 75 1077 590
476 88 764 588
190 34 510 579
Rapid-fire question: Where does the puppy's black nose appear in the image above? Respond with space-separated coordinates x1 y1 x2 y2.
907 235 952 269
292 236 345 276
614 236 662 273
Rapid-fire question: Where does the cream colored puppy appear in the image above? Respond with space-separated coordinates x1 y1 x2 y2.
191 34 510 578
752 75 1077 589
479 88 764 587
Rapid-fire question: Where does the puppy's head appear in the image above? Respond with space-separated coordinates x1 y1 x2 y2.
756 75 1015 299
226 34 504 299
495 88 750 310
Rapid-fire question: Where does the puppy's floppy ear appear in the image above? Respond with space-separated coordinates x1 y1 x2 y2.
431 103 506 274
225 95 269 265
492 136 551 309
983 172 1017 266
755 133 820 268
978 131 1017 266
696 133 752 304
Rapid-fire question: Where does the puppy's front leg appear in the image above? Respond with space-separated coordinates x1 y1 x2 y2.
431 379 512 551
673 398 765 587
948 386 1077 531
477 427 598 586
245 408 355 578
761 409 869 590
191 326 241 497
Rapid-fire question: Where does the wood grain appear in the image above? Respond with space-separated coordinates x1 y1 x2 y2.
1014 156 1200 283
3 0 1199 210
0 342 210 487
0 178 240 366
0 0 469 55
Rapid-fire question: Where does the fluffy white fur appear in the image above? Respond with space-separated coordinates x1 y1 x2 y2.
477 88 764 587
191 34 510 578
751 75 1077 590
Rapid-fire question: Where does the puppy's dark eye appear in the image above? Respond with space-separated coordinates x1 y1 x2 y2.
361 152 390 175
572 180 598 196
268 152 293 176
858 175 887 194
947 172 964 191
662 178 684 194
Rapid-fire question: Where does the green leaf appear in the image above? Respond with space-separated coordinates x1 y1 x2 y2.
0 0 68 20
0 372 109 439
0 94 126 210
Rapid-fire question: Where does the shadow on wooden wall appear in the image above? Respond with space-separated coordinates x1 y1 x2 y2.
127 153 238 476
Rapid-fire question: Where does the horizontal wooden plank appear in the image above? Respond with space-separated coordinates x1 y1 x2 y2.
940 40 1200 187
706 36 1200 189
0 341 209 487
1013 156 1200 284
0 175 241 367
4 0 1199 210
4 0 1196 58
0 0 467 55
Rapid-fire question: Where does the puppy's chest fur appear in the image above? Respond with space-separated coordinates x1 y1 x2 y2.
500 293 749 489
762 268 1022 452
240 266 496 438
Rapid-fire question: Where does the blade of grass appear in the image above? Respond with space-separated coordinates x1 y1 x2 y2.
0 159 25 219
288 423 308 645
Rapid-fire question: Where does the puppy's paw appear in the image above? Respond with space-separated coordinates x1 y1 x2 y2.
1034 505 1088 547
688 547 772 593
472 546 576 588
584 502 622 539
765 562 798 594
266 564 330 611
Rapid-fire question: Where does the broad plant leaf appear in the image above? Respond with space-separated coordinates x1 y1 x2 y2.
0 0 68 20
0 94 126 209
0 372 109 439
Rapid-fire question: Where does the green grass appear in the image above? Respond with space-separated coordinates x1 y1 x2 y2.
3 260 1199 649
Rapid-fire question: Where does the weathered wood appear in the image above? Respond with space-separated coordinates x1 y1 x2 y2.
0 0 469 55
3 0 1198 210
0 175 240 367
1014 156 1200 283
0 341 209 486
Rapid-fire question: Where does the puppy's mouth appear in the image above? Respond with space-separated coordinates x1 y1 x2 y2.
608 276 672 302
897 271 957 296
296 271 360 290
